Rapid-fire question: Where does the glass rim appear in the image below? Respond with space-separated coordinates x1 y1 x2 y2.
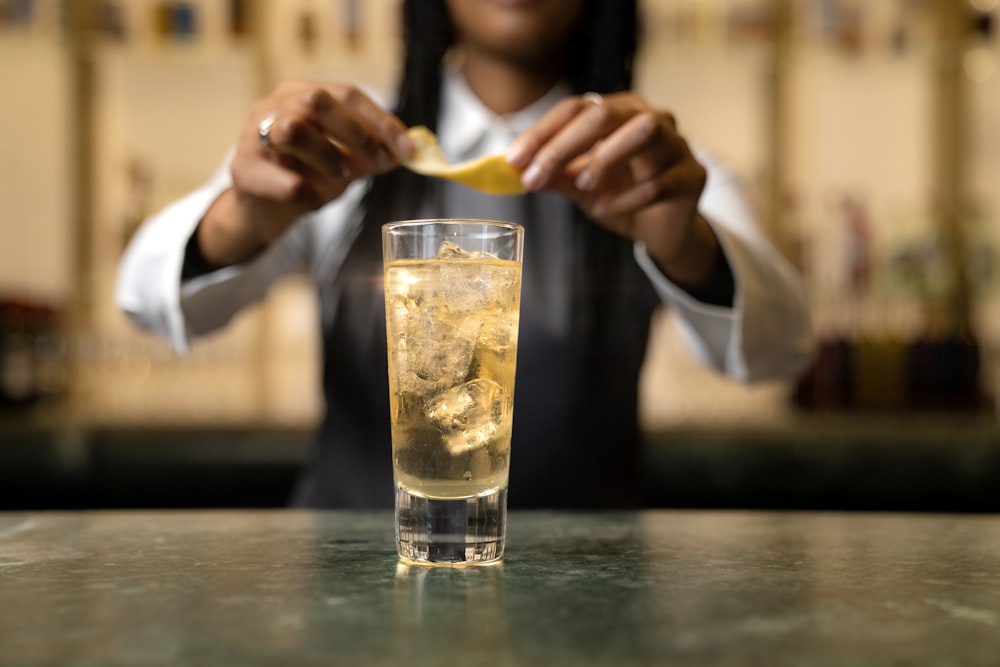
382 218 524 233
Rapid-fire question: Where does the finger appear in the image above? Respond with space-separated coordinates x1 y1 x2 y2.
256 112 357 182
302 85 412 166
522 104 631 191
232 151 332 210
283 89 391 174
592 180 658 220
272 151 347 203
574 112 681 192
257 86 398 175
505 97 587 169
539 156 620 206
593 161 706 219
327 85 414 160
508 95 622 179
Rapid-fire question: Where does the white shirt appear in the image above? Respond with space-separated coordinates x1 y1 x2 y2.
116 69 813 383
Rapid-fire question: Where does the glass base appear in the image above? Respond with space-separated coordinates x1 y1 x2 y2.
395 485 507 566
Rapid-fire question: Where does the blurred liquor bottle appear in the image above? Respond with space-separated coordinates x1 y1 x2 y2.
0 297 64 411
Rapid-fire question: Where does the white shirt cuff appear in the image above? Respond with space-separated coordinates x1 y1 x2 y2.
633 233 746 379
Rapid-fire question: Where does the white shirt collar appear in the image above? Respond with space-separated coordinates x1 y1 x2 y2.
438 65 570 162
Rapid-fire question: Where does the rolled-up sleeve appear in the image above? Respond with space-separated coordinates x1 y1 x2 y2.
115 160 366 353
635 148 813 383
115 172 231 352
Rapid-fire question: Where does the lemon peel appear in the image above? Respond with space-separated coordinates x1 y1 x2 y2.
401 126 526 196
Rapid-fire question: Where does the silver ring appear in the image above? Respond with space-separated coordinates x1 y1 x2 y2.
258 112 278 149
582 92 604 106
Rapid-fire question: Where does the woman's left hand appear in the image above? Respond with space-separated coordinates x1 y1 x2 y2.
506 92 717 286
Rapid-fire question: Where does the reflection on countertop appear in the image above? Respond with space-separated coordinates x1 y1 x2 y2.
2 509 1000 666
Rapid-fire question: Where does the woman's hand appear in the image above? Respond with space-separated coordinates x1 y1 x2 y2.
506 92 720 288
199 81 414 267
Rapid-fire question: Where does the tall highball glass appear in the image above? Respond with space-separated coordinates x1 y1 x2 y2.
382 219 524 566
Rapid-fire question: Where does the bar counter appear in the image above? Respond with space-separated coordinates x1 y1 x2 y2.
2 509 999 665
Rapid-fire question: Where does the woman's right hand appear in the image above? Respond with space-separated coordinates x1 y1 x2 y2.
198 81 414 267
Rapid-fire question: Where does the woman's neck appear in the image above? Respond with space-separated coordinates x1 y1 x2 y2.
458 50 563 116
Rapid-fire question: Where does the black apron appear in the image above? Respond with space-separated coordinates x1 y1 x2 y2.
290 186 658 508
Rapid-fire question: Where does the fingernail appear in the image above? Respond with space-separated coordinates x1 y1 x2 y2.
394 134 414 160
575 169 595 192
506 143 529 168
522 163 543 191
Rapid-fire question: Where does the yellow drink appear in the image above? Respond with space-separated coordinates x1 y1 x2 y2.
383 221 523 566
384 252 521 499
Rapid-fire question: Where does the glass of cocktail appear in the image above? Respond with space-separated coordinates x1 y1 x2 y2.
382 219 524 566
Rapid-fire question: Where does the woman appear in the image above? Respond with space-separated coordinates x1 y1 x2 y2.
117 0 812 508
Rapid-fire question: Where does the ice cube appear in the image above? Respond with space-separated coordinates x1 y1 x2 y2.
434 247 517 316
392 306 480 395
424 378 506 454
437 240 490 260
478 308 518 354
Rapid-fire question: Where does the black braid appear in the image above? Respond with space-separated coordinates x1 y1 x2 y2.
395 0 453 131
566 0 638 95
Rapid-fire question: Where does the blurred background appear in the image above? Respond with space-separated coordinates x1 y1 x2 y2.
2 0 1000 512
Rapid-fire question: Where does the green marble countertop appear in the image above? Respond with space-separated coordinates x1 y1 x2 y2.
2 510 999 666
